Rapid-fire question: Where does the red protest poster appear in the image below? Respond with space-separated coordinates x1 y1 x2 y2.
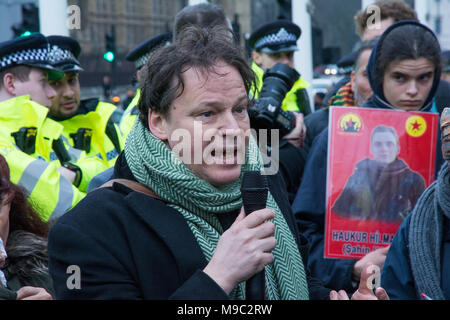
324 107 438 259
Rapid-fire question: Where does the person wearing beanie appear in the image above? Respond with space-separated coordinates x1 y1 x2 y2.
249 20 311 116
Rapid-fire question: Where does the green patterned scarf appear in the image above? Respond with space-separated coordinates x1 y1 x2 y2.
124 120 309 300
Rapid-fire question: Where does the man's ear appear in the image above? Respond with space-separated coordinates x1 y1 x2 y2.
2 73 16 96
252 51 262 66
136 69 141 82
148 108 169 141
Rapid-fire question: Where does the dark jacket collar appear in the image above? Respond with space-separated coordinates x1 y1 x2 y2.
76 98 100 115
112 151 136 181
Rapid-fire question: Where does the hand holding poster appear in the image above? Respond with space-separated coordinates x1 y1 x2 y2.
325 107 438 259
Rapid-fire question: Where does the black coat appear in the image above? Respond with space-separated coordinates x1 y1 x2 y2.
435 79 450 115
278 139 308 204
48 153 330 300
304 108 329 153
381 214 450 299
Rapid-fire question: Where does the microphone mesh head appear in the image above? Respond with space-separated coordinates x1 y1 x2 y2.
241 171 268 215
241 171 268 189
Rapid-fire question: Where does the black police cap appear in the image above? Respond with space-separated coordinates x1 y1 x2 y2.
337 51 357 69
249 20 301 53
126 32 172 70
47 35 83 73
337 50 357 74
0 33 59 73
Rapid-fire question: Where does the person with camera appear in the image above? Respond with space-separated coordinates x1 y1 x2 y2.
248 20 310 203
249 20 311 117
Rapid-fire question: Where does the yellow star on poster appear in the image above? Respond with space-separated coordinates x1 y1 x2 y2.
406 115 427 137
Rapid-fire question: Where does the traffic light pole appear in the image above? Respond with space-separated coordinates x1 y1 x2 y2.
110 25 116 95
111 58 116 97
11 2 40 38
103 25 117 99
292 0 314 108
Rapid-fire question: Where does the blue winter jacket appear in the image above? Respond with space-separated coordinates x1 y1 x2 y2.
381 209 450 299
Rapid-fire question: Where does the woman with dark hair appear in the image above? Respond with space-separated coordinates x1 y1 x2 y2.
365 21 441 112
0 154 53 300
292 20 443 293
364 20 443 174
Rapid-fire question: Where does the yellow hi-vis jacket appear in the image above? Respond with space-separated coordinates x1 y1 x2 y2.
0 95 98 221
251 62 311 115
56 98 124 169
119 88 140 141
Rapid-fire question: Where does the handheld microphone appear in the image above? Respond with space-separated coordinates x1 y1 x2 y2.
241 171 268 300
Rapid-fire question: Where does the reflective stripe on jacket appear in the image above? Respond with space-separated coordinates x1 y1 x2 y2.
0 96 86 221
119 89 140 140
56 100 124 168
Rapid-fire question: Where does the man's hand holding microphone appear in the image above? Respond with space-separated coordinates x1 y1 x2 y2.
203 207 276 295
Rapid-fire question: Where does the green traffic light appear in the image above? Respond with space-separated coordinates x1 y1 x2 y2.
20 31 32 37
104 51 115 62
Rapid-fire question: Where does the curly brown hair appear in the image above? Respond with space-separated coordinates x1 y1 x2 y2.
354 0 418 37
0 154 49 239
138 24 255 128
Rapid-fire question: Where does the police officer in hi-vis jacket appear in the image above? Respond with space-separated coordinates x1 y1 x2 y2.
0 34 103 221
